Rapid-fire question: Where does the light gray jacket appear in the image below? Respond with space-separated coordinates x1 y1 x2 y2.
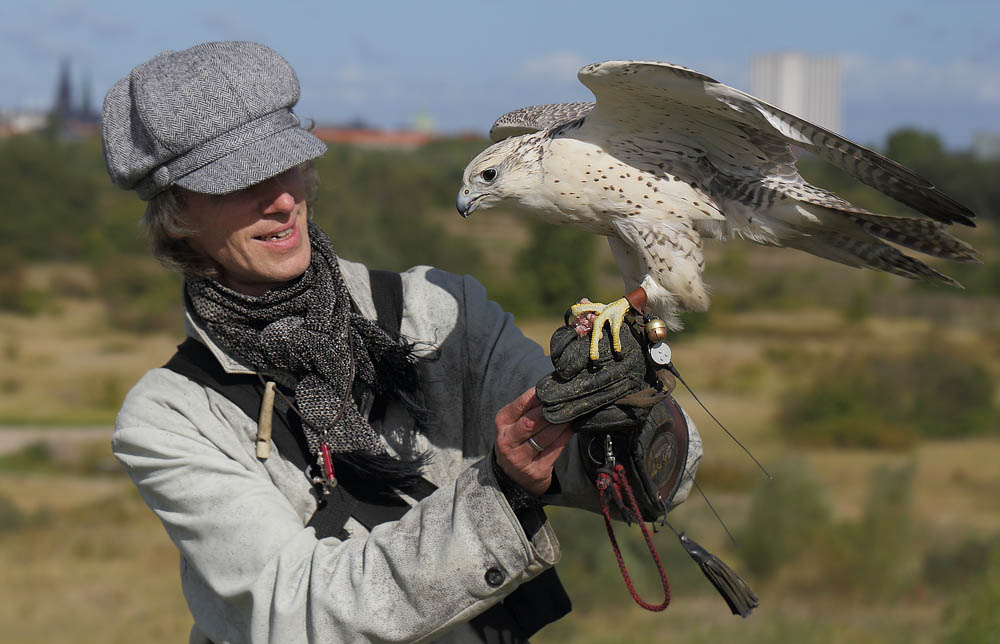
113 259 701 644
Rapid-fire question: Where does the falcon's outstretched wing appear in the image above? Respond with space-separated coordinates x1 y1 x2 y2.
574 60 974 227
489 102 595 142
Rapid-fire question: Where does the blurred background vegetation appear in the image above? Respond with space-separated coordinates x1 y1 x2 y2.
0 129 998 643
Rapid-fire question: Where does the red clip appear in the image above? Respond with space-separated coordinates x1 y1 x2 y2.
320 443 335 481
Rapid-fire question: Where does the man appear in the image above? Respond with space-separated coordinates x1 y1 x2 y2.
103 41 700 643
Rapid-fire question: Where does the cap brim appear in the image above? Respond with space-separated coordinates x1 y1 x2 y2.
174 127 327 195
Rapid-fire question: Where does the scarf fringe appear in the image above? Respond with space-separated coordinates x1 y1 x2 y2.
334 450 432 499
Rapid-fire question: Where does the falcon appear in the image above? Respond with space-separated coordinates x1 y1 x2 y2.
457 60 981 359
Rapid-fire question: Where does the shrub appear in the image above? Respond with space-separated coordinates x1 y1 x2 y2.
843 288 873 323
512 219 597 317
0 249 48 315
847 463 915 597
0 441 54 472
48 266 97 298
786 463 918 598
779 361 918 449
738 459 832 579
0 135 102 260
0 494 26 532
942 548 1000 644
924 535 1000 589
907 341 997 438
77 439 121 476
738 461 920 597
312 142 484 277
779 342 997 448
676 310 711 338
92 256 183 333
85 375 127 412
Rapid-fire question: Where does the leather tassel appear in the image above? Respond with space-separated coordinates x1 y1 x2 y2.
677 533 758 617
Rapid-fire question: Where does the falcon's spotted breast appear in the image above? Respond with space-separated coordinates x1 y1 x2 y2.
457 60 981 335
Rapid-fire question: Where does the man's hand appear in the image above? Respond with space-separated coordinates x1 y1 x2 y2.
494 387 573 497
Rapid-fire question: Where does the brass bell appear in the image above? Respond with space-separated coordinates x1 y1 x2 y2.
645 318 669 343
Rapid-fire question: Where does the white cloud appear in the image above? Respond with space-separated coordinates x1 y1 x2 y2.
198 8 252 35
685 59 748 91
837 53 1000 146
843 53 1000 106
335 65 365 84
341 87 366 105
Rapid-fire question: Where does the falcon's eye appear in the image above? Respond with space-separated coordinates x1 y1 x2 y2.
480 167 498 182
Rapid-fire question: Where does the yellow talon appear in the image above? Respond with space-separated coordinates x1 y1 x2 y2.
571 298 632 360
570 302 605 317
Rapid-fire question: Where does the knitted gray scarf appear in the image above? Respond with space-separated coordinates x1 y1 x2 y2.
186 222 424 482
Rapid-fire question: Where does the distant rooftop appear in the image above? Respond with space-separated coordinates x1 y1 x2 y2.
311 126 438 149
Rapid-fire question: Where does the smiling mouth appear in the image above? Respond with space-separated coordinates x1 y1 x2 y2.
255 226 294 242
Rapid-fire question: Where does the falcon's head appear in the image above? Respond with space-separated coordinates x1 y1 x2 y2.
457 134 543 218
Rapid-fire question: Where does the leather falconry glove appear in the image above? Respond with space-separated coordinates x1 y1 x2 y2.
536 321 654 433
536 311 760 618
536 315 686 523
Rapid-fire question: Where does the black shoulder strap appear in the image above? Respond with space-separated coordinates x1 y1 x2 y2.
368 269 404 334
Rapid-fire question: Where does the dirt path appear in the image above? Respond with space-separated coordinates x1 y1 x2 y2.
0 426 110 457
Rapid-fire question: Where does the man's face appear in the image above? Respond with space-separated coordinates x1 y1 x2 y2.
180 166 312 295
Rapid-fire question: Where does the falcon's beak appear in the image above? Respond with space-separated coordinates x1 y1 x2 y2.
456 189 478 218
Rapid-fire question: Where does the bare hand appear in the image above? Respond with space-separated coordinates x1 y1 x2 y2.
494 387 574 496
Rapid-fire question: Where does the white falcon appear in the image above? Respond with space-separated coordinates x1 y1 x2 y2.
457 60 980 358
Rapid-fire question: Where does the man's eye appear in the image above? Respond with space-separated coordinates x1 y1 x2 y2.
481 168 498 182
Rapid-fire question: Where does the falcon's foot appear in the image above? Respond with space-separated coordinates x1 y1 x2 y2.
570 297 633 361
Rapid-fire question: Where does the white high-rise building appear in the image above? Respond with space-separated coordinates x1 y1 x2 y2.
972 132 1000 161
750 52 842 134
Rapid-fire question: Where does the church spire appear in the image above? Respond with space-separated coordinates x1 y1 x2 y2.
79 72 93 119
53 57 73 121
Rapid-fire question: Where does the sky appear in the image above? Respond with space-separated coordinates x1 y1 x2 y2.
1 0 998 149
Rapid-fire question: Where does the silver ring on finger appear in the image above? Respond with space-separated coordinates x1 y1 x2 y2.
527 436 545 453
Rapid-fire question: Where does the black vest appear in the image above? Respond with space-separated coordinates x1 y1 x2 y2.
165 270 571 642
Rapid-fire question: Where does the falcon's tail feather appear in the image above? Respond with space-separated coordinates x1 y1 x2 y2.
842 213 983 264
783 229 962 288
760 202 971 288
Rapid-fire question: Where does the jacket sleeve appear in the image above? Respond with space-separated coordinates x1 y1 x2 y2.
113 369 560 644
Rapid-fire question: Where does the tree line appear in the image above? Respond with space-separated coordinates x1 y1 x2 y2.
0 128 996 318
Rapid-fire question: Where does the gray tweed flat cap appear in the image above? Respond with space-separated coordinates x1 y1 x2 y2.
101 41 326 200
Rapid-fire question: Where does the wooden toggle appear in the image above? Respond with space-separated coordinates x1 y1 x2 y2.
256 381 276 459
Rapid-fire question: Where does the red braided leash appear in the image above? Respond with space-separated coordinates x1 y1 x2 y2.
596 463 671 611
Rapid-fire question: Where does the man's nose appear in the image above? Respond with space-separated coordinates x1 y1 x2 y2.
266 190 296 213
260 181 297 214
